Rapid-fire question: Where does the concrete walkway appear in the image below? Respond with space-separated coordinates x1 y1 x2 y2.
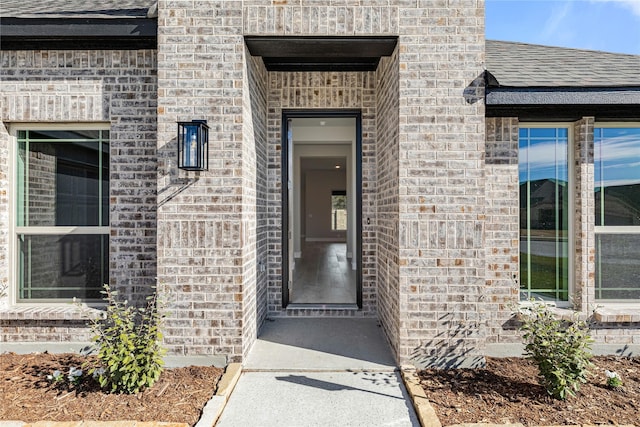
216 318 419 427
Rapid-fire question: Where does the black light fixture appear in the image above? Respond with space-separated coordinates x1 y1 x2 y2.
177 120 209 171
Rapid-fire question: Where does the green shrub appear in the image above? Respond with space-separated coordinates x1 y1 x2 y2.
87 284 166 394
517 301 593 400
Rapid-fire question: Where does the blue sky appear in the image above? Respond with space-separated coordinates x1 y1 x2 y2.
486 0 640 55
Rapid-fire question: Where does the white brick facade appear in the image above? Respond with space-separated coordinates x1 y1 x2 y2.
1 1 638 365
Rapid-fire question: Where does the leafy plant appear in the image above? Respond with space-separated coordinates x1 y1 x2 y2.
87 284 166 394
605 369 623 388
517 301 593 400
67 367 83 385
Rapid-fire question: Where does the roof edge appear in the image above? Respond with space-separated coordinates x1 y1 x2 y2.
486 87 640 106
0 17 157 50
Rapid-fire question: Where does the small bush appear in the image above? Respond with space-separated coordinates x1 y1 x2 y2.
517 301 593 400
87 284 166 394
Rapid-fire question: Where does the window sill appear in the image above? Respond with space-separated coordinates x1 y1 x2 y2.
592 304 640 323
519 302 640 323
0 304 103 321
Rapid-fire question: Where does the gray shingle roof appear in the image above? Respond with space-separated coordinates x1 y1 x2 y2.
0 0 155 18
486 40 640 88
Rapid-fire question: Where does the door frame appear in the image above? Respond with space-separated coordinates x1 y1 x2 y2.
281 109 363 309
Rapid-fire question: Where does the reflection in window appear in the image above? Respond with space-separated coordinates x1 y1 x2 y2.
519 128 569 301
595 127 640 300
18 234 107 300
16 129 109 302
596 234 640 300
331 190 347 231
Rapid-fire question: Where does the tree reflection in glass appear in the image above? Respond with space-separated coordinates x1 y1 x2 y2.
519 128 569 301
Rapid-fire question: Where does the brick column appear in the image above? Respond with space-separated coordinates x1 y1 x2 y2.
156 1 249 361
485 117 520 344
397 1 487 367
574 117 596 312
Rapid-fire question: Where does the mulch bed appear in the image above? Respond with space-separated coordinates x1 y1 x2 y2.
0 352 223 426
419 356 640 426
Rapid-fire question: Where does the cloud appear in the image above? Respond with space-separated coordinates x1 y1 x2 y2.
591 0 640 17
595 132 640 187
541 1 573 41
520 141 566 171
596 134 640 163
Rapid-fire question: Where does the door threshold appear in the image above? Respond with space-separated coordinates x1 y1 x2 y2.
286 303 359 311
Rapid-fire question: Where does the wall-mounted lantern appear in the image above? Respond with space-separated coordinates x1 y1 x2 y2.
177 120 209 171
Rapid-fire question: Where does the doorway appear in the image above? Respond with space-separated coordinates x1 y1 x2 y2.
282 110 362 308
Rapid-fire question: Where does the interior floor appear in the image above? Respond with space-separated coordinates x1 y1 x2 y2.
291 241 356 304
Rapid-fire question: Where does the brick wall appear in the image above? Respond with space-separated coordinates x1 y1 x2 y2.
4 1 634 364
0 49 158 341
484 117 520 344
396 1 487 367
574 117 596 311
156 0 249 361
375 49 401 357
242 51 269 359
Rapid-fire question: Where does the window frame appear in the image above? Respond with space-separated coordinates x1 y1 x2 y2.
9 123 110 305
593 122 640 302
518 123 575 306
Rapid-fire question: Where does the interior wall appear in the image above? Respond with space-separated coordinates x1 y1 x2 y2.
293 143 351 256
304 169 347 241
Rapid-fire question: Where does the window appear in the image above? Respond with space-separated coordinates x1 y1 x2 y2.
15 128 109 302
594 126 640 300
519 127 570 301
331 190 347 231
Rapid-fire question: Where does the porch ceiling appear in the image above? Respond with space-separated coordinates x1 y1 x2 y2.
244 36 398 71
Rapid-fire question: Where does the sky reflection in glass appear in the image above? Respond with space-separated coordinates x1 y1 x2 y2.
595 128 640 226
519 127 569 301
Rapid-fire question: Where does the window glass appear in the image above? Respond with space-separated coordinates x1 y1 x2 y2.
519 127 569 301
595 234 640 300
16 129 109 302
595 128 640 226
594 127 640 300
18 140 109 227
18 234 107 300
331 190 347 231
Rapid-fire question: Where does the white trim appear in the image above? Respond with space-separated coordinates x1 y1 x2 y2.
10 123 110 131
593 122 640 128
595 226 640 234
16 226 109 235
8 127 15 306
